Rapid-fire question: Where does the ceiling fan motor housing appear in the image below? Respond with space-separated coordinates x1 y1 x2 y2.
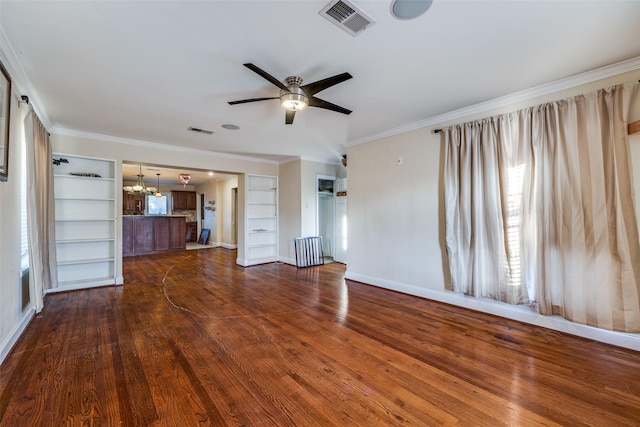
280 76 308 111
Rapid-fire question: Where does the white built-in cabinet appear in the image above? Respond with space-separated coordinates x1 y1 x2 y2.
243 174 278 266
53 154 118 290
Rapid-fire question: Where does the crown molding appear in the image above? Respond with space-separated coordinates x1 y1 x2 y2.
0 25 53 130
51 127 281 164
348 56 640 147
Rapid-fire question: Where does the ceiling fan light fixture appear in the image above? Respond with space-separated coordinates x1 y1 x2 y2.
281 92 309 111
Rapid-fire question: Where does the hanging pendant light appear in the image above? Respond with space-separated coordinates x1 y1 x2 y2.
123 164 156 194
155 173 162 198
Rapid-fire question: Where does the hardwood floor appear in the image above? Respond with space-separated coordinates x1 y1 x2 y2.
1 248 639 426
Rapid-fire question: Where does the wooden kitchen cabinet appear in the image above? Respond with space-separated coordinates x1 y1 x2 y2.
172 191 196 210
123 190 145 214
122 216 134 256
123 216 186 256
170 219 187 249
186 221 197 242
133 217 154 253
153 217 170 251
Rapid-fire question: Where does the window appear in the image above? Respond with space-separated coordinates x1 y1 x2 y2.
505 164 525 287
20 124 28 273
147 195 167 215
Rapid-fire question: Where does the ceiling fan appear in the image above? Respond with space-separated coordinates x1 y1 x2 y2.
228 63 353 124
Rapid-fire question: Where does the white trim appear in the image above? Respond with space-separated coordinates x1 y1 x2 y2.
299 155 343 166
52 128 280 164
48 279 118 294
220 242 237 250
0 308 35 366
344 270 640 351
278 256 296 266
348 56 640 147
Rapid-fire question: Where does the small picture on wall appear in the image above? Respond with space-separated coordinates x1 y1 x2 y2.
0 60 11 182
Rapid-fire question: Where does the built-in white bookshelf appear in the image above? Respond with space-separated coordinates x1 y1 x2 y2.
53 154 117 290
243 174 278 266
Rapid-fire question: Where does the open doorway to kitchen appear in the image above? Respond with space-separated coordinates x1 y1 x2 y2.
121 162 238 256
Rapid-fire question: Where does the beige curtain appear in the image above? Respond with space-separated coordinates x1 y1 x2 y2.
24 108 57 312
444 82 640 332
443 114 532 305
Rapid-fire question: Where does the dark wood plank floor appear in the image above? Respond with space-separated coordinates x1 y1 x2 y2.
2 248 639 426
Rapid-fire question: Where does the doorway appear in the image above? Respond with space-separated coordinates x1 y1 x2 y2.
231 187 238 245
317 176 336 261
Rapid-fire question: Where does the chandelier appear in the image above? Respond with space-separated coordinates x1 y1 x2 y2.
123 165 156 195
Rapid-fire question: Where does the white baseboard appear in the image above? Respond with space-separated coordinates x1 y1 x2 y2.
47 278 118 294
220 242 237 249
345 270 640 351
278 256 296 266
0 307 35 366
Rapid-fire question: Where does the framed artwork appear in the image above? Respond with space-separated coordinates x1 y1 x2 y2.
0 60 11 182
198 228 210 245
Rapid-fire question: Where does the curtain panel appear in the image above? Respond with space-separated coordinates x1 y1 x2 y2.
25 108 58 312
444 82 640 332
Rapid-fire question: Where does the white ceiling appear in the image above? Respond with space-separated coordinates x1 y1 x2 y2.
2 1 640 166
122 163 236 187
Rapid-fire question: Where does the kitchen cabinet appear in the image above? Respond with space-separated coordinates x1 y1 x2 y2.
53 154 118 289
153 217 171 251
122 216 186 256
172 191 196 210
133 217 154 253
169 219 187 249
122 190 145 214
186 221 197 242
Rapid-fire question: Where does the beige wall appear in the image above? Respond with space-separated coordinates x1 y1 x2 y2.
215 176 238 247
278 160 301 262
346 70 640 349
278 159 344 263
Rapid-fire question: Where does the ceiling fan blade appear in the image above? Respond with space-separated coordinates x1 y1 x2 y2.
308 97 352 115
301 72 353 96
228 97 279 105
285 110 296 125
243 63 289 92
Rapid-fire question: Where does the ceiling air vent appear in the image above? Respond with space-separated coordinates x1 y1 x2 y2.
320 0 375 37
188 126 214 135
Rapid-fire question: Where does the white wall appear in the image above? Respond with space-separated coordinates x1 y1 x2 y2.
346 69 640 350
0 89 31 364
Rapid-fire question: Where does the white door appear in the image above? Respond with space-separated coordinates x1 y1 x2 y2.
334 178 347 264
